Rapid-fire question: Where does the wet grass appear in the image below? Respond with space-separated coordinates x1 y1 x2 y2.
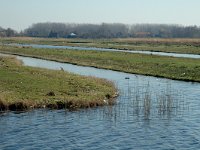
0 45 200 82
0 56 117 112
1 37 200 54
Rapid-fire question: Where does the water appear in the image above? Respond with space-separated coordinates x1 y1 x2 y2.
1 54 200 149
7 43 200 59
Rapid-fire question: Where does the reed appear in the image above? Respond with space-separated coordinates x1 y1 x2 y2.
125 80 186 120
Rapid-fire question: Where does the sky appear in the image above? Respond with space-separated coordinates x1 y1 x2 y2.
0 0 200 31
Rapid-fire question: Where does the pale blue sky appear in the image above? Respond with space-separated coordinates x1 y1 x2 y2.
0 0 200 31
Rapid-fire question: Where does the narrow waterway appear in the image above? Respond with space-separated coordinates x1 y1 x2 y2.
1 54 200 149
7 43 200 59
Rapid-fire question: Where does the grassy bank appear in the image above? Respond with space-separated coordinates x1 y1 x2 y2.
1 37 200 54
1 45 200 82
0 56 117 112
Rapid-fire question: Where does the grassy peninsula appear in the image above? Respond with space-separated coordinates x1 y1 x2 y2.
0 45 200 82
0 56 117 112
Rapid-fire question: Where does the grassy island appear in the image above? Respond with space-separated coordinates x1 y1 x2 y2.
0 56 117 112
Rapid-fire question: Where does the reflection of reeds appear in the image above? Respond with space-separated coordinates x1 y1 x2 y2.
127 80 186 120
143 86 151 119
157 92 174 115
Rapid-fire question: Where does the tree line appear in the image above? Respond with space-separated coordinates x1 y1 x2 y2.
0 27 18 37
1 22 200 38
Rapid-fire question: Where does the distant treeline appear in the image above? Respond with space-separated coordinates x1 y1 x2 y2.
0 27 18 37
1 22 200 38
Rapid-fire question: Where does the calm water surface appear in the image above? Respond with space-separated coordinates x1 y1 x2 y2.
1 54 200 149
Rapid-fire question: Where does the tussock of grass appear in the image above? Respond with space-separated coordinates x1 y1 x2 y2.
0 56 117 112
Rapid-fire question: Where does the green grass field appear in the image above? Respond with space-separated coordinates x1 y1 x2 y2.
0 56 117 112
1 45 200 82
1 37 200 54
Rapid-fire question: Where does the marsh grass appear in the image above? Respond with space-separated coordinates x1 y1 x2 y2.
0 56 117 112
133 83 185 119
1 37 200 54
113 79 187 120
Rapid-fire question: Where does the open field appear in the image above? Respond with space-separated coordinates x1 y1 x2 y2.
0 56 117 112
1 45 200 82
1 37 200 54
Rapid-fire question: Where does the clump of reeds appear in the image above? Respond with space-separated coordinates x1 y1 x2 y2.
125 80 186 120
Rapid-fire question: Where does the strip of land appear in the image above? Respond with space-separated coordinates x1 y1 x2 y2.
0 45 200 82
0 56 117 112
1 37 200 54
